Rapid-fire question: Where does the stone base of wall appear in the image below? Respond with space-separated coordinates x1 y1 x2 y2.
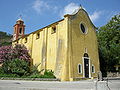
0 77 60 81
107 72 120 77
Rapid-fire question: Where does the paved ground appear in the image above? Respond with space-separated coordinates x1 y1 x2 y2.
0 79 120 90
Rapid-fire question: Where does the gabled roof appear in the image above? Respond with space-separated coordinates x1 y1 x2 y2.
66 5 97 29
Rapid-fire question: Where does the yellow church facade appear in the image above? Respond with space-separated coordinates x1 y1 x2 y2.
12 7 100 81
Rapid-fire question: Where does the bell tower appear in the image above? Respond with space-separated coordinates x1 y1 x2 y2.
13 16 25 41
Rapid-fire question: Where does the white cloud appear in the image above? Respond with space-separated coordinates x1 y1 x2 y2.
60 3 79 18
32 0 49 14
90 11 102 22
60 3 102 21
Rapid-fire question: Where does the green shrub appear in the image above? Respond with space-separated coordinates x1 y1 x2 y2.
0 67 4 74
2 58 30 77
30 64 40 75
43 70 56 78
28 70 56 78
28 73 42 78
0 73 19 78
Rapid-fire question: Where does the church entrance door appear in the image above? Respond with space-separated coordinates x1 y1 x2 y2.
84 58 89 78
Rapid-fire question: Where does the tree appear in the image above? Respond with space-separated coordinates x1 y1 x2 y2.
97 14 120 76
0 31 12 46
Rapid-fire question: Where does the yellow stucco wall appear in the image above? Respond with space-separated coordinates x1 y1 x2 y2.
68 9 100 80
12 8 100 81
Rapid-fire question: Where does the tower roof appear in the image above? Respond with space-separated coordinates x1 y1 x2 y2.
17 18 23 21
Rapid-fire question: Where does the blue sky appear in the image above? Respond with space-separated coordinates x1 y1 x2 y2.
0 0 120 34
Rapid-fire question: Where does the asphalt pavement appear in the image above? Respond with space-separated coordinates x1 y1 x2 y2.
0 79 119 90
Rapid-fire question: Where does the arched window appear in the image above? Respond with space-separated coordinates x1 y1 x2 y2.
36 32 40 39
92 65 95 73
83 53 89 57
78 64 82 74
51 26 56 34
25 37 27 43
19 28 22 34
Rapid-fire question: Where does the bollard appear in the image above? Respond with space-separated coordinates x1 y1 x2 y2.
97 71 103 81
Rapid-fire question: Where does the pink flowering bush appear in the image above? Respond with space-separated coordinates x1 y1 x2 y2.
0 44 31 76
0 46 13 63
0 44 31 63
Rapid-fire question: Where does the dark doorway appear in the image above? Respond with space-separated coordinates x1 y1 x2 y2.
19 28 22 34
84 58 89 78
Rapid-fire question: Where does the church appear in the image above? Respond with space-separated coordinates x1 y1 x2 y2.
12 6 100 81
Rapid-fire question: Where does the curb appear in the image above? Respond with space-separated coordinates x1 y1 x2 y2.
0 77 60 81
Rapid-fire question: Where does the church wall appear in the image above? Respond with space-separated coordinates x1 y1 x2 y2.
69 10 100 79
31 30 44 71
46 26 57 71
40 28 48 71
22 35 33 55
54 19 69 81
45 19 69 81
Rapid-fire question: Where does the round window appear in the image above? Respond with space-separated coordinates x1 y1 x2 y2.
80 23 86 34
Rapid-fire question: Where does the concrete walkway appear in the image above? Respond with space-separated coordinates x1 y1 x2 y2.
0 79 120 90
